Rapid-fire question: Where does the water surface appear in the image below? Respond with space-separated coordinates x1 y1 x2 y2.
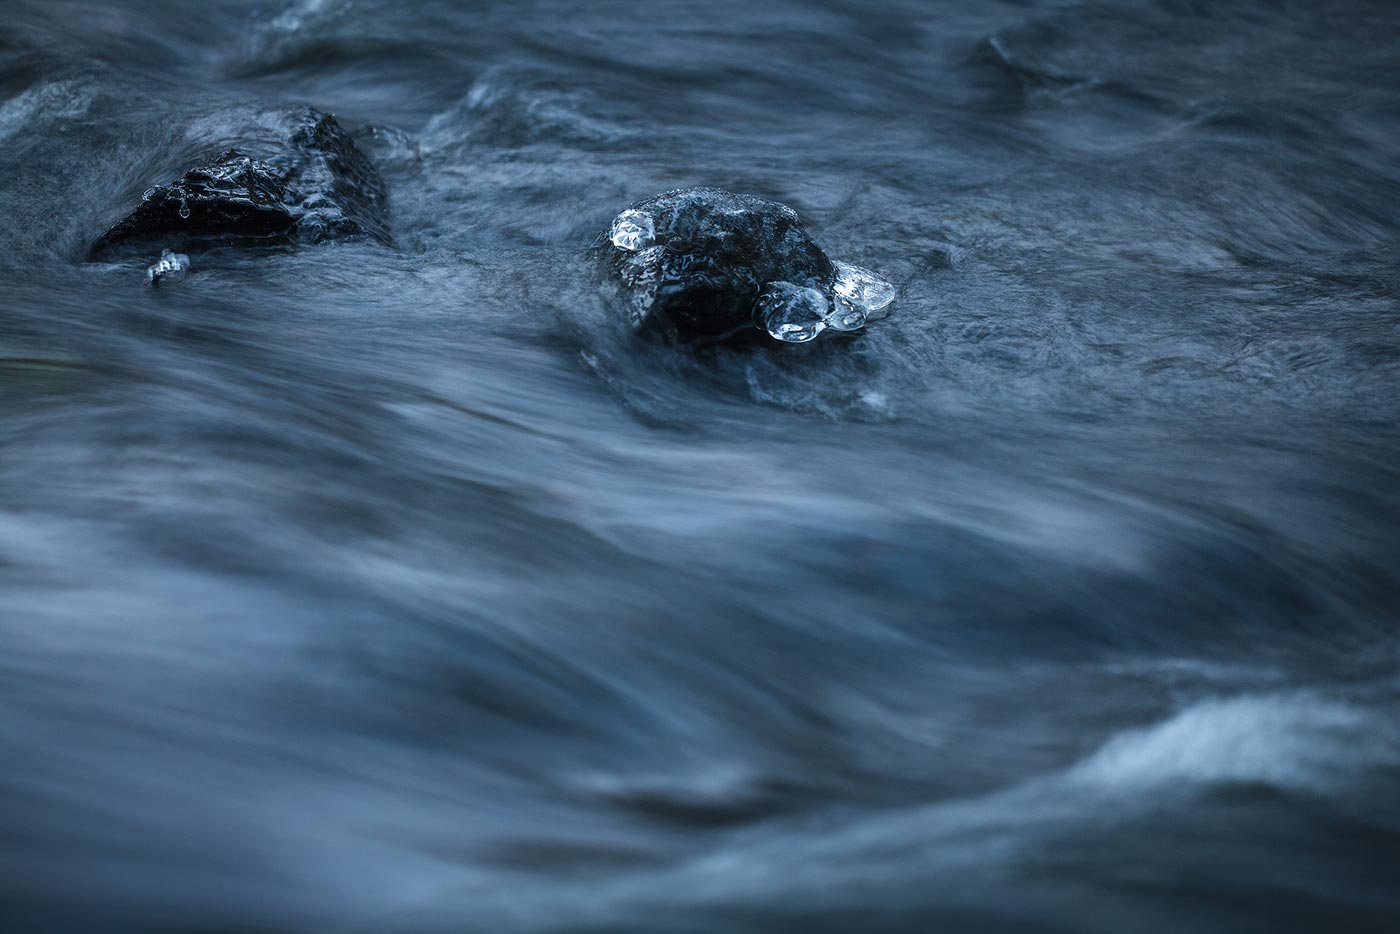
3 1 1400 931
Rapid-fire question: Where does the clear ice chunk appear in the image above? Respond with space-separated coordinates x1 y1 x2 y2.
754 281 828 343
826 302 867 332
610 210 655 252
146 248 190 286
832 260 896 323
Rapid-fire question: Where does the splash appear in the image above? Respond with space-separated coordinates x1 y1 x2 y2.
146 248 190 286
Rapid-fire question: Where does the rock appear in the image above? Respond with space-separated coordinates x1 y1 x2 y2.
89 107 389 261
146 248 189 286
600 187 894 344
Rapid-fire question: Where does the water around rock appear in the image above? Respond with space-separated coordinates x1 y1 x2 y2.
4 3 1400 933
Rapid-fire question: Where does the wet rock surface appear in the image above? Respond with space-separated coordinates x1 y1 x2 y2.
88 107 389 261
602 187 893 344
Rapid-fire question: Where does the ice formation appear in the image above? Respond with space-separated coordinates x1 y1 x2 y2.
609 210 655 252
754 281 829 343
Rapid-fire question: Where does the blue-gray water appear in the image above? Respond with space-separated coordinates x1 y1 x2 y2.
3 1 1400 931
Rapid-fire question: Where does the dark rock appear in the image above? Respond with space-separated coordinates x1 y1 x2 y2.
600 187 894 345
601 188 836 342
89 107 389 261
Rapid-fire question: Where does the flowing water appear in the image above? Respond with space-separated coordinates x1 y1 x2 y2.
3 1 1400 931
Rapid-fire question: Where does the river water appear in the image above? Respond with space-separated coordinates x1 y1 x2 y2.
3 1 1400 931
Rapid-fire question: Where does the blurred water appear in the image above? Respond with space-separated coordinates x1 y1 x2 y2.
2 1 1400 931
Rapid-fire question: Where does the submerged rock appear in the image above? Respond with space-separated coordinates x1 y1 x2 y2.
600 187 894 344
89 108 389 261
146 248 189 286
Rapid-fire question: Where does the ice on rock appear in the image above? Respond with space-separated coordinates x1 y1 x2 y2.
826 300 867 332
609 210 655 252
146 248 190 286
832 261 896 323
754 281 828 343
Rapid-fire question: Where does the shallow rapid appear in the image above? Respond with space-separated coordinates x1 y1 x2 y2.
3 1 1400 932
